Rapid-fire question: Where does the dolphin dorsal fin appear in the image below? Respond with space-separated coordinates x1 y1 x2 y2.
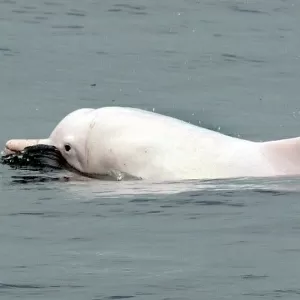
261 137 300 174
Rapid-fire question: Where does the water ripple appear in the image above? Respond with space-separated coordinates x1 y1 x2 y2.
0 283 84 289
108 4 147 15
66 9 86 17
230 5 268 15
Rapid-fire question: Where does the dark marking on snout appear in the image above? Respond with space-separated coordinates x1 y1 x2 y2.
1 144 66 171
1 144 142 181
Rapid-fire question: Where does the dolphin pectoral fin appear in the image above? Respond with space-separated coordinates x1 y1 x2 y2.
85 169 142 181
261 137 300 175
107 170 143 181
107 169 124 181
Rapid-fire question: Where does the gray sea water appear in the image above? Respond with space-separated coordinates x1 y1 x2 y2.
1 0 300 299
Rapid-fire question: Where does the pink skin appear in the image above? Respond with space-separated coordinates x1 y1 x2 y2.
4 135 300 180
3 139 47 155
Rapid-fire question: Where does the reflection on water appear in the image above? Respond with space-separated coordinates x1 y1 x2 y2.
2 166 300 198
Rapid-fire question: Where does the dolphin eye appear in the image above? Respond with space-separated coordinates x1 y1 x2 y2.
64 144 71 152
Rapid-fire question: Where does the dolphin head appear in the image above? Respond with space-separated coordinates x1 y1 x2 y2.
2 108 96 176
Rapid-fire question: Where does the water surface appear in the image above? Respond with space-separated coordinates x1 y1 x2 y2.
1 0 300 299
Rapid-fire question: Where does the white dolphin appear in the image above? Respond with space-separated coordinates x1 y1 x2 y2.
3 106 300 181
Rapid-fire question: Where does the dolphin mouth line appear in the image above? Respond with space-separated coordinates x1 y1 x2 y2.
1 144 141 181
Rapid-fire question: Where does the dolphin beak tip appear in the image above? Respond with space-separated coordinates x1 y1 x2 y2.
2 139 44 155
